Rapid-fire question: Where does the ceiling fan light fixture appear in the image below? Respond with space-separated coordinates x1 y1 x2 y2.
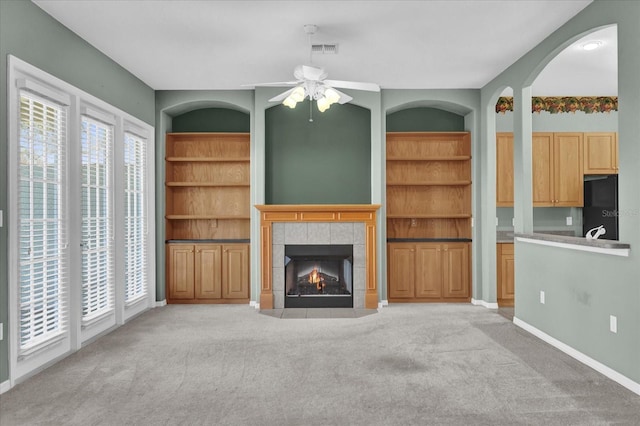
283 96 297 109
290 86 306 102
324 87 341 105
317 96 331 112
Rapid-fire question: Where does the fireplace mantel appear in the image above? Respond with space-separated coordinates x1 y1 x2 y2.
255 204 381 309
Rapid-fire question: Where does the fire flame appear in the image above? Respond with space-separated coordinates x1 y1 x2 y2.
308 267 325 290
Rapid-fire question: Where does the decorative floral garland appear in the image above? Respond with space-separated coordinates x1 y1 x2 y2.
495 96 618 114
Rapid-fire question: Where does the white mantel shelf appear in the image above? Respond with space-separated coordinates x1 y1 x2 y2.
515 233 630 257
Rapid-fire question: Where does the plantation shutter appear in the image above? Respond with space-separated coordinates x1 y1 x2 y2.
80 115 114 322
124 131 148 303
18 91 69 353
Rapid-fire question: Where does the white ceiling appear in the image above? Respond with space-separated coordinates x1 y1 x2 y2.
32 0 616 95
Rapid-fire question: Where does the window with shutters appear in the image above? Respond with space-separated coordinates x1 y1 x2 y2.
18 92 69 353
124 131 148 304
81 116 114 322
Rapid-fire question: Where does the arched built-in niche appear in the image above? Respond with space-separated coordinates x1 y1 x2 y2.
155 95 254 302
172 107 250 133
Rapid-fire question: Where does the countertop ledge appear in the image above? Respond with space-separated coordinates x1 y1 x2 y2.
515 232 630 251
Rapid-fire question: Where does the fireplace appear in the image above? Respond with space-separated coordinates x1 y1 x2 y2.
255 205 380 310
285 244 353 308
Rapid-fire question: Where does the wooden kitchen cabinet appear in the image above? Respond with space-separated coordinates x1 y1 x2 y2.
583 132 618 174
388 242 470 302
497 132 589 207
497 243 514 307
533 132 583 207
167 243 249 303
496 132 514 206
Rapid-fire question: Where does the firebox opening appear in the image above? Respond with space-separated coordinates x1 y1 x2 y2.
285 244 353 308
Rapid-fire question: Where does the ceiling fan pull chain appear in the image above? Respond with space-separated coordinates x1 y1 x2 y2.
309 100 313 122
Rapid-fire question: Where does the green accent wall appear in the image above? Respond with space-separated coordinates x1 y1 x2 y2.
0 0 155 384
265 100 371 204
172 108 250 132
386 107 464 131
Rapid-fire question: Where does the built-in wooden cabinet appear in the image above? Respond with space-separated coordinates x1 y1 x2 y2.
496 132 589 207
496 132 514 206
386 132 471 303
497 243 514 307
165 133 250 304
167 243 249 303
533 132 583 207
583 132 618 174
388 242 470 302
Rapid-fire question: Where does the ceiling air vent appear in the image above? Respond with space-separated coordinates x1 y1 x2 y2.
311 44 339 54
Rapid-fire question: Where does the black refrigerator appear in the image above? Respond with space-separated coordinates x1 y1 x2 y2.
582 175 618 240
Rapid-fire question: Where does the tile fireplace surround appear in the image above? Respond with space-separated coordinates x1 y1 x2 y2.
255 205 381 309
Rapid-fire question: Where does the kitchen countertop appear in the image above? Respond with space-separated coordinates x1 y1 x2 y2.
514 232 630 250
496 230 575 243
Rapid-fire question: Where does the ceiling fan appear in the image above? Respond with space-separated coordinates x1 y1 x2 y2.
246 25 380 114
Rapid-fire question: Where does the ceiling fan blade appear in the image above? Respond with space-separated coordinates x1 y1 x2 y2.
327 87 353 104
268 87 296 103
242 81 299 88
324 79 380 92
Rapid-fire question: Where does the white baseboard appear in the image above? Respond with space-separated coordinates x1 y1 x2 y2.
471 298 499 309
514 316 640 396
155 300 167 308
0 379 11 394
378 300 388 309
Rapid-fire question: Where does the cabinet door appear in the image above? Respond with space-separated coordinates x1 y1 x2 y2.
442 243 470 299
415 244 442 298
222 244 249 299
195 244 222 299
496 133 514 206
388 244 415 299
497 244 515 305
553 133 583 207
168 244 195 299
584 132 618 174
532 133 554 206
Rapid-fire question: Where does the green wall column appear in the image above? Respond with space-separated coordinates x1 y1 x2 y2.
512 86 534 234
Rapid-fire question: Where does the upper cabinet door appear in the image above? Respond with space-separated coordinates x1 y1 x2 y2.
584 132 618 174
553 132 584 207
532 133 555 206
496 133 514 206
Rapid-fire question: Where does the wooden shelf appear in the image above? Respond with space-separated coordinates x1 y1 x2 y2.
166 182 249 187
166 157 250 162
387 214 471 219
387 181 471 186
387 156 471 161
166 132 250 241
166 215 251 220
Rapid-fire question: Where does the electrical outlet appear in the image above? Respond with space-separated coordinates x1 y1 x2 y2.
512 218 515 227
566 216 573 226
0 210 3 227
0 323 3 341
540 291 545 304
496 217 499 226
610 315 617 333
410 218 418 227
